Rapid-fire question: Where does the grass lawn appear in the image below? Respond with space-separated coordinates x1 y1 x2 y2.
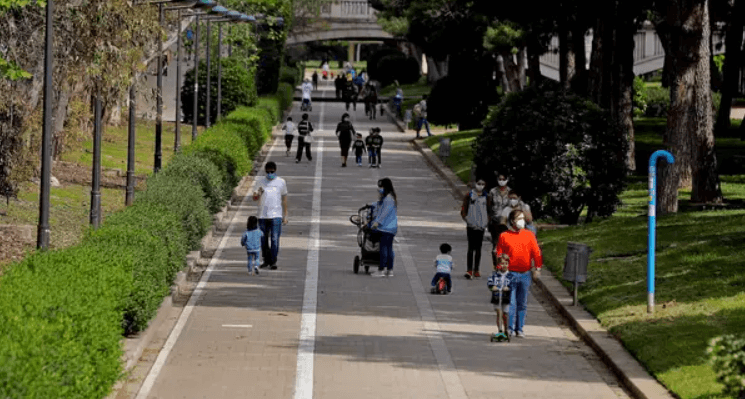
423 118 745 399
424 130 480 182
1 120 201 259
378 78 431 98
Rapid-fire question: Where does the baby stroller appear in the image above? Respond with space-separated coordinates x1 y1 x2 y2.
349 204 380 274
300 98 312 112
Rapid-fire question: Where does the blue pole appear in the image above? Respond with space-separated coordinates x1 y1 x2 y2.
647 150 674 314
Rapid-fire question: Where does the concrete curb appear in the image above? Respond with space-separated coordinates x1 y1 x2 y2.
412 138 676 399
384 101 407 133
109 130 279 398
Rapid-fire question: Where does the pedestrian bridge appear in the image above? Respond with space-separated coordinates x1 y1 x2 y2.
540 22 726 79
287 1 393 45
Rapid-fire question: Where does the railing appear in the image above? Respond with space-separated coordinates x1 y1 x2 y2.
319 1 376 20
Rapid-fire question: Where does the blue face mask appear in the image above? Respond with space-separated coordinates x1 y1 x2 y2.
378 188 385 195
267 173 276 180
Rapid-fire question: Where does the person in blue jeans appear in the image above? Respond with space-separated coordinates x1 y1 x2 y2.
370 178 398 277
252 162 288 270
240 216 263 275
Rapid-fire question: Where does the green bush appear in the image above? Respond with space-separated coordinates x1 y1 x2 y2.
161 152 230 214
707 335 745 398
258 96 282 124
83 226 172 335
473 81 628 224
632 77 647 117
181 56 258 126
276 82 294 116
0 245 129 398
279 65 300 87
137 172 212 250
429 75 501 129
102 201 187 285
644 85 670 117
375 53 421 87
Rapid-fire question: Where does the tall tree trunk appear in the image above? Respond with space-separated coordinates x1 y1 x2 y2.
588 18 605 105
612 23 637 173
571 25 588 96
517 47 528 90
659 0 722 213
714 1 744 135
526 38 543 86
559 23 575 89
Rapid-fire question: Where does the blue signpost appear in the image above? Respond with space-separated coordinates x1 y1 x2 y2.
647 150 674 314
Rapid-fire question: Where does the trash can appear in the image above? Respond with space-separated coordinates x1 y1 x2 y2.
564 242 590 283
438 138 451 161
564 242 592 305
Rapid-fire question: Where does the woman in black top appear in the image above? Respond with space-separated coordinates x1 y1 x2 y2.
335 113 356 167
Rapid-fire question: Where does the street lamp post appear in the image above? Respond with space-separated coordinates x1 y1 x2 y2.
205 20 211 128
174 10 182 152
192 14 200 139
126 84 136 206
90 88 102 228
217 23 222 121
154 3 164 173
37 0 54 249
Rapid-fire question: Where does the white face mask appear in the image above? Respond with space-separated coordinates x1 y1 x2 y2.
509 199 519 206
515 219 526 229
498 179 508 187
475 184 485 191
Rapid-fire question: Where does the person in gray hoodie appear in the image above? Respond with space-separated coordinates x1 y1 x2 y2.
460 178 491 279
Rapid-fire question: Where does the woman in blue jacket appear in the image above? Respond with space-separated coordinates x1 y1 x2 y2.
371 178 398 277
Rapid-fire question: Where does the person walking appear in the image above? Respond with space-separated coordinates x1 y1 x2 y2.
343 75 358 111
335 74 344 99
335 113 356 167
461 178 490 279
240 216 263 275
499 190 536 236
364 84 378 120
281 116 295 157
495 209 543 337
252 162 289 270
365 129 377 167
296 113 313 163
488 173 512 244
352 133 366 166
311 71 319 90
414 95 432 138
370 128 384 168
371 178 398 277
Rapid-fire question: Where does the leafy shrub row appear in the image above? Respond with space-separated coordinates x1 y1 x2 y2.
0 102 275 398
633 78 722 118
708 335 745 398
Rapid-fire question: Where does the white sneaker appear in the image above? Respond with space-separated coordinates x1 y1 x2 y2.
371 270 387 278
385 270 393 277
509 330 516 337
516 331 526 338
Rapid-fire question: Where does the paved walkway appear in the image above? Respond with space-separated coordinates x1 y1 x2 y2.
121 82 630 399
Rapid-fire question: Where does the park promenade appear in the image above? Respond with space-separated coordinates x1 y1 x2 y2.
115 82 630 399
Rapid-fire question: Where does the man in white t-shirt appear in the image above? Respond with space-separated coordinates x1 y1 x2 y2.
252 162 288 269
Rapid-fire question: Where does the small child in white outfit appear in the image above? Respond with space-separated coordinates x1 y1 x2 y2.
431 243 454 293
282 117 296 156
240 216 263 275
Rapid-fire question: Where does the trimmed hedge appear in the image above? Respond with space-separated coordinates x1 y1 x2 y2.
276 82 294 118
0 102 275 398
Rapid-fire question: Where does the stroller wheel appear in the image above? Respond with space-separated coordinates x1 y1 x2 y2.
353 256 360 274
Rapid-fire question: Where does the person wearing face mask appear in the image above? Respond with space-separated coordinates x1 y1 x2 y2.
252 162 288 270
370 178 398 277
487 174 512 245
495 210 543 338
499 191 535 236
460 178 491 279
335 113 356 167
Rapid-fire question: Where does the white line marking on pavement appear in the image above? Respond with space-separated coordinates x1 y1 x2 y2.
221 324 253 328
397 235 469 399
318 88 325 131
135 138 278 399
293 138 323 399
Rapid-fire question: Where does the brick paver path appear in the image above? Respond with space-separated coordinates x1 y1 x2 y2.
130 82 628 399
